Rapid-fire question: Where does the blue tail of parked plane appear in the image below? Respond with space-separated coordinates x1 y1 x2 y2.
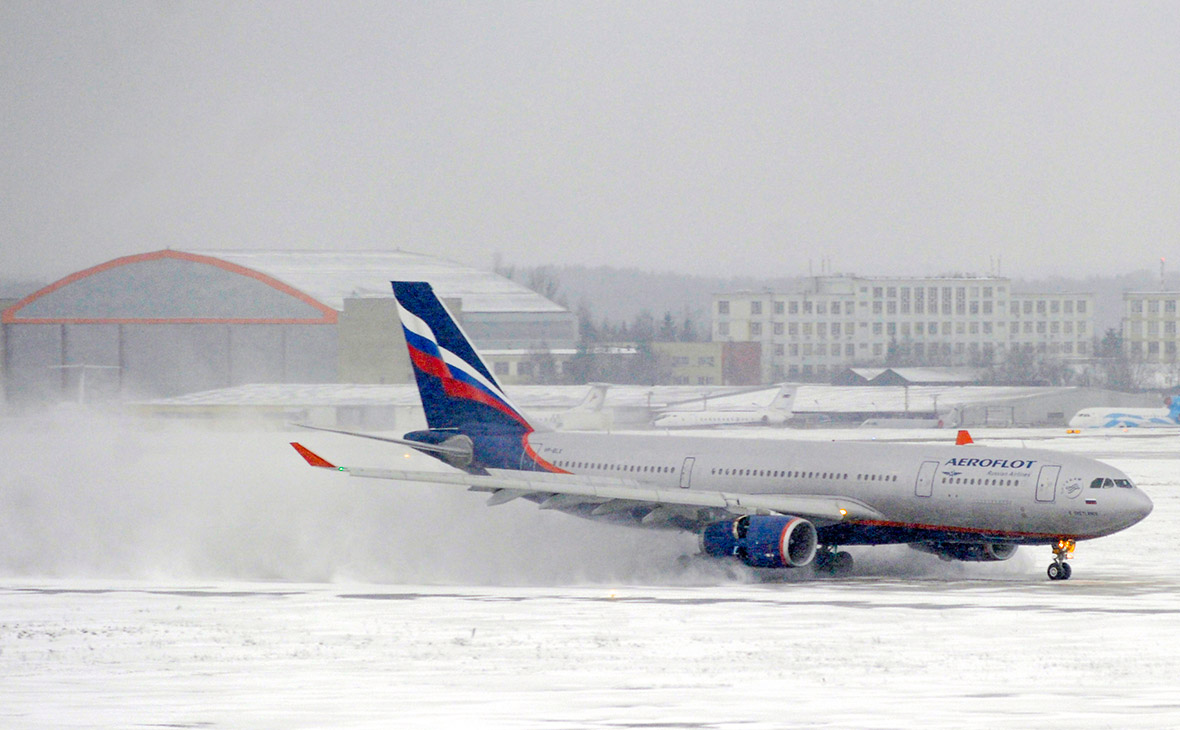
392 281 559 472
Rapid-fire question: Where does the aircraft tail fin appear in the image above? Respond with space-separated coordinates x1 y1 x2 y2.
769 383 797 413
576 383 610 412
391 281 534 434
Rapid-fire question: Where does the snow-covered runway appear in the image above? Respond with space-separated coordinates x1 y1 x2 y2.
2 417 1179 728
5 574 1179 729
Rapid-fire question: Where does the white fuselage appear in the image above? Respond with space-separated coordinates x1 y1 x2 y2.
1069 407 1180 429
652 410 789 429
524 431 1152 543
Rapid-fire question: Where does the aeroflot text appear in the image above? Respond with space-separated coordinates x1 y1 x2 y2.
943 458 1037 469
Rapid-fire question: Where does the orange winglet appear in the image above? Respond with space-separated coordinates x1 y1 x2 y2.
291 442 337 468
955 429 974 445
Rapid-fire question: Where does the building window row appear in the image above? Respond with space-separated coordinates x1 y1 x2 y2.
1011 299 1088 316
1130 299 1180 315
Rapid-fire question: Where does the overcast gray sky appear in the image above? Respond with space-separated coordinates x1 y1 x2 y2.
3 2 1179 282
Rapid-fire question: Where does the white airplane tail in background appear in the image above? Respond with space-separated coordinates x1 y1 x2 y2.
769 383 797 415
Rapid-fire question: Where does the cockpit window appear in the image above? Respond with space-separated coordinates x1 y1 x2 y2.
1090 478 1118 489
1115 479 1134 489
1089 478 1103 489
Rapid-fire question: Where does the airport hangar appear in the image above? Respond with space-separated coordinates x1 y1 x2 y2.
0 249 577 408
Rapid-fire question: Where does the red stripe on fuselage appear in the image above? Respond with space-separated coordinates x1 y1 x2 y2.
847 518 1087 542
522 433 567 474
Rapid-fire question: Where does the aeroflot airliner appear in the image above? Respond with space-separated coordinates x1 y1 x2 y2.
292 282 1153 581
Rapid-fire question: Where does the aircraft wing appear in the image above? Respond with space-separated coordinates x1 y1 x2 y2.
290 442 881 524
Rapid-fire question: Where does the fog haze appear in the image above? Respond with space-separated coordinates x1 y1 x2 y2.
4 2 1179 282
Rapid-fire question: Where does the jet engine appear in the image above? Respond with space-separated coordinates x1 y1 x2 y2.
911 541 1019 562
700 515 818 569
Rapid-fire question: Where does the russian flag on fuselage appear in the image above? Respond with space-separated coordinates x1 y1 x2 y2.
392 281 531 433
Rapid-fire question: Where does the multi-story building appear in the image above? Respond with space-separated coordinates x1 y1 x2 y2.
650 341 761 386
651 342 725 385
1008 293 1093 359
713 275 1093 382
1123 292 1180 362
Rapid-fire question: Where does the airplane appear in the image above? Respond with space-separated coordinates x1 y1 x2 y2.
535 383 612 431
652 384 796 429
292 282 1154 581
1068 397 1180 429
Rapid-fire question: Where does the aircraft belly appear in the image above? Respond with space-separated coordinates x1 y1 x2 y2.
868 488 1072 542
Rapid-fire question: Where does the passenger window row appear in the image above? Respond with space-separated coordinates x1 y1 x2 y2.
552 460 906 485
711 467 793 478
554 460 675 475
942 477 1017 486
709 468 898 483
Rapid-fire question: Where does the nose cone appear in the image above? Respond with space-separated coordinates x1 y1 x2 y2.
1108 488 1155 534
1130 489 1154 525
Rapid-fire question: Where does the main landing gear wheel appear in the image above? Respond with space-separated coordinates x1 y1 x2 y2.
815 546 854 576
1047 539 1076 581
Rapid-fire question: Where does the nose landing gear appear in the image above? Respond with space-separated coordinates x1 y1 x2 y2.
1047 539 1075 581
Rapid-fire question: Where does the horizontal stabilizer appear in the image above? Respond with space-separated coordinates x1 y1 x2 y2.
291 422 472 459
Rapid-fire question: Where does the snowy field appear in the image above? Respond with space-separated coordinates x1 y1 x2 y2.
2 414 1180 729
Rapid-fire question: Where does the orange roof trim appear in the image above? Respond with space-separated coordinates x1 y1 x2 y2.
1 250 339 325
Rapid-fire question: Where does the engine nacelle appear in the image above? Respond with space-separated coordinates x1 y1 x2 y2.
912 541 1019 562
700 520 739 558
699 515 818 569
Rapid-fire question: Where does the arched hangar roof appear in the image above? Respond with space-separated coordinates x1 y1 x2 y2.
2 250 337 324
194 250 565 313
2 249 564 324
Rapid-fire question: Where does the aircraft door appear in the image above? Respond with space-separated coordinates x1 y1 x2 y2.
679 457 696 489
915 461 939 498
1036 465 1061 502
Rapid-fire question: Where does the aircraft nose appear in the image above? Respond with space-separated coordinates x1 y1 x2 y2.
1133 489 1154 522
1121 488 1154 528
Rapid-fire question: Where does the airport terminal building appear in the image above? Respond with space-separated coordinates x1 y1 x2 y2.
1 250 577 406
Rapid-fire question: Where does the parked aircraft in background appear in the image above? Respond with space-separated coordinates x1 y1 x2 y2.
652 384 796 429
293 282 1153 581
1069 397 1180 428
535 383 612 431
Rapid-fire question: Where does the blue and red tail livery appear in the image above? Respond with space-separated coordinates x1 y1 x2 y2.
391 281 561 472
392 281 529 432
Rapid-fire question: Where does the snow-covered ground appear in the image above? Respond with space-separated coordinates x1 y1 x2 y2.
2 414 1179 728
